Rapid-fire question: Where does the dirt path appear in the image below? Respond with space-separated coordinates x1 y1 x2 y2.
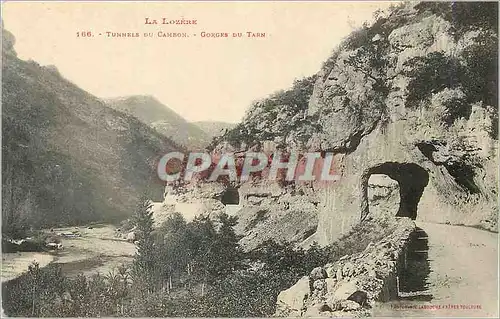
374 222 498 317
419 222 498 317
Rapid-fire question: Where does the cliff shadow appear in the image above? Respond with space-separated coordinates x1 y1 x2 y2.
397 227 432 301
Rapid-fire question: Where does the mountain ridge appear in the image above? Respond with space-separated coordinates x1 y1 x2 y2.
105 95 210 149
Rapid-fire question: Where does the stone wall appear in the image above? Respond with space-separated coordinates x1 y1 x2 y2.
275 217 415 317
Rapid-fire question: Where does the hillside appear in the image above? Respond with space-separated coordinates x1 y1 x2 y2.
2 28 181 236
105 96 209 149
192 121 236 139
211 75 318 151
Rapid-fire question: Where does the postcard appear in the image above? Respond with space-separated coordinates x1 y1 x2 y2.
2 1 498 317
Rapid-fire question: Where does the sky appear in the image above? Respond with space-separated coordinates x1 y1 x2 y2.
3 1 394 123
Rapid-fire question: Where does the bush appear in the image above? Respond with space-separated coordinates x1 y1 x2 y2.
403 43 497 131
461 33 498 108
341 3 410 52
2 212 403 318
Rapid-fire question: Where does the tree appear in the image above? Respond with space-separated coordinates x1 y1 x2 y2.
186 215 217 296
131 196 157 292
212 213 243 276
156 212 190 292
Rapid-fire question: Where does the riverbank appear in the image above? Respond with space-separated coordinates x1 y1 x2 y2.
1 224 136 282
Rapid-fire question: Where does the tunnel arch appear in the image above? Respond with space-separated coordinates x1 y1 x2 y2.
361 162 429 220
220 186 240 205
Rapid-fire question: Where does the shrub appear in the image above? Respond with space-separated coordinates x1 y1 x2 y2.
404 42 497 132
461 33 498 108
403 52 462 108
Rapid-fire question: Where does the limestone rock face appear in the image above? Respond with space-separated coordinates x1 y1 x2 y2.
153 180 319 250
332 281 358 301
309 4 497 242
367 174 400 218
308 45 386 153
150 182 228 225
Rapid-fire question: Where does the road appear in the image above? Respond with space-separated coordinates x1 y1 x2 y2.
374 222 498 317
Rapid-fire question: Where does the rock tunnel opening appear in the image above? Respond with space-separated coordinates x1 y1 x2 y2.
220 186 240 205
362 163 429 220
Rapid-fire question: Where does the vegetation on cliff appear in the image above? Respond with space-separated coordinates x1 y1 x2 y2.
209 75 319 150
215 2 497 152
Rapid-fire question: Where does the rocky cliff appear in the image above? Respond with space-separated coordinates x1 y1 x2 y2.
200 2 498 247
152 181 320 250
312 2 497 242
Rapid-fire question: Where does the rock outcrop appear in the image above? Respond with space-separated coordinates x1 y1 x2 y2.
310 3 498 242
149 3 497 259
151 181 319 250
